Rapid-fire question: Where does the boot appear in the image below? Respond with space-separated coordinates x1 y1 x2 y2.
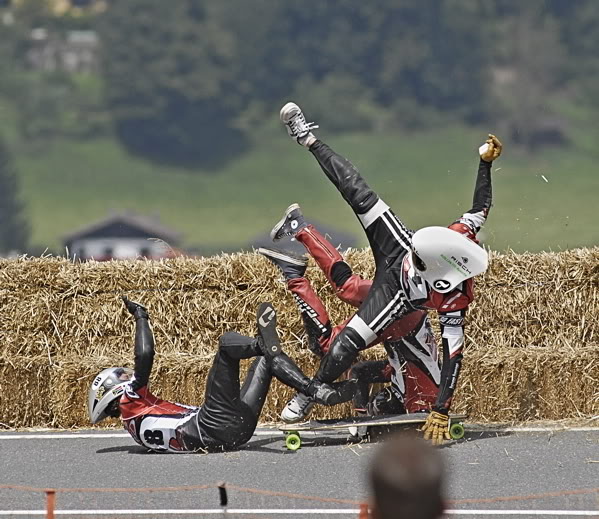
256 302 281 356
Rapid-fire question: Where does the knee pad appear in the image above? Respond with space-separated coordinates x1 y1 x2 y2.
331 261 353 288
329 331 362 363
341 326 367 352
317 329 363 382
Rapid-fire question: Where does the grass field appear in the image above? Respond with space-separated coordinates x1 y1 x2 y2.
12 122 598 254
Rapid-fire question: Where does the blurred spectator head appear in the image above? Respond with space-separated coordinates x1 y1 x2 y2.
368 435 444 519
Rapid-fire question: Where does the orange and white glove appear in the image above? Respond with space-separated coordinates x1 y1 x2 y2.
479 134 503 162
421 411 451 445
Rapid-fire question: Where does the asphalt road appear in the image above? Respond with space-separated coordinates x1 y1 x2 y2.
1 424 598 518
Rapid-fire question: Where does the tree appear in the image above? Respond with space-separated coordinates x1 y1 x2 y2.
488 1 570 148
209 1 492 132
0 0 107 146
554 0 599 109
0 136 29 254
96 0 246 166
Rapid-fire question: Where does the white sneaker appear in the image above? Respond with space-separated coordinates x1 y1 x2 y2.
348 425 368 440
280 102 319 146
280 392 315 423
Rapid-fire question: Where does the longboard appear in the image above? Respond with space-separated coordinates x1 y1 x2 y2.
279 412 467 450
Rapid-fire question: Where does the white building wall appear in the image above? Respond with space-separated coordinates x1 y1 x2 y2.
70 238 167 260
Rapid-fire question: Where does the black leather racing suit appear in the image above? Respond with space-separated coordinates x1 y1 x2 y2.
304 139 493 414
120 313 328 452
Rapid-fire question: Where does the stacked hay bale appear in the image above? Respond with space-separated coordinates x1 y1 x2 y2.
0 247 597 429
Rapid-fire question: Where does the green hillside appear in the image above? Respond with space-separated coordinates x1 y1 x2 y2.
15 124 598 254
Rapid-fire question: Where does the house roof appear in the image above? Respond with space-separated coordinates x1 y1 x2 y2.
62 211 182 245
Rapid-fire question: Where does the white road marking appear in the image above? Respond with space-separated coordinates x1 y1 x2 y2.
446 511 598 516
0 509 598 516
466 426 598 433
0 510 356 516
0 433 131 439
0 430 280 440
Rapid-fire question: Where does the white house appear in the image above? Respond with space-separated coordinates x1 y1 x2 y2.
63 212 183 261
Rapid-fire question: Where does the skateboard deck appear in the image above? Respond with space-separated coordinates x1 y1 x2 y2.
279 413 467 450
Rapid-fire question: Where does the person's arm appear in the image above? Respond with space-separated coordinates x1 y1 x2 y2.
433 309 466 414
130 316 155 391
449 134 502 240
420 308 465 445
121 298 155 391
421 276 474 445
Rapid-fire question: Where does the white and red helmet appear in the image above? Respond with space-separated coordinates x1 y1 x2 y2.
411 226 488 293
87 367 133 424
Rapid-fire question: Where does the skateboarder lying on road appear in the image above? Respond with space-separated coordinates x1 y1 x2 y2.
87 298 355 453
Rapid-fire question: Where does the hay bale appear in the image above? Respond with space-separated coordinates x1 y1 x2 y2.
0 355 53 428
452 347 598 421
0 247 596 428
469 248 598 352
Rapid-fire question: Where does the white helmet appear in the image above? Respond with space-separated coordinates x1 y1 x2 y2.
88 367 134 424
411 226 488 293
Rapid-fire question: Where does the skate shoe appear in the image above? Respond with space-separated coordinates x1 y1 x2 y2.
258 247 308 279
348 425 369 441
121 296 149 319
280 102 318 146
280 392 315 423
348 411 369 441
270 203 307 241
256 302 281 356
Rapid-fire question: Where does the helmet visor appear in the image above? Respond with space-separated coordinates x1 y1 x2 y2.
412 251 427 272
112 368 133 383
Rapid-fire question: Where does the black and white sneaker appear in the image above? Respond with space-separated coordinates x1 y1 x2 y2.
280 102 318 146
256 302 281 356
258 247 308 280
270 203 307 241
280 392 315 423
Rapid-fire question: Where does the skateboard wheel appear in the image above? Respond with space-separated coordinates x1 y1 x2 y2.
285 433 301 451
449 422 465 440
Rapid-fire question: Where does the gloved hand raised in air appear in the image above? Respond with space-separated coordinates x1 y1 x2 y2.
421 410 451 446
479 134 503 162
